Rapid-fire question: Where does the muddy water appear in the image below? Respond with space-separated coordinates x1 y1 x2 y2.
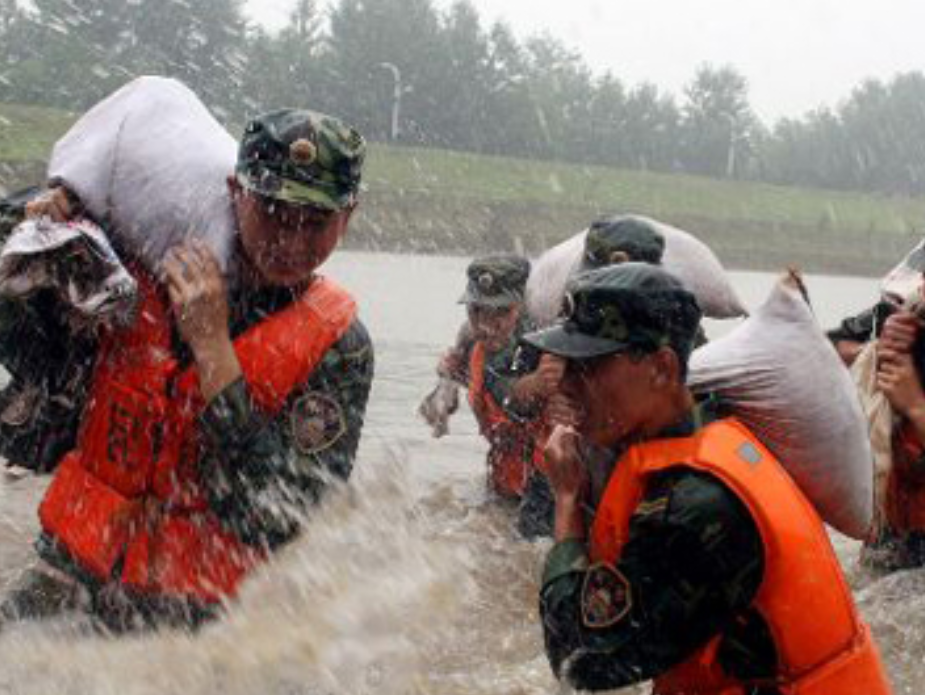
0 252 916 694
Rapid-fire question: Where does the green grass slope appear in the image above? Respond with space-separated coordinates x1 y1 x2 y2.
2 101 923 273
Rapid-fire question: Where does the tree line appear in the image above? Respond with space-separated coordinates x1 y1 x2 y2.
2 0 924 196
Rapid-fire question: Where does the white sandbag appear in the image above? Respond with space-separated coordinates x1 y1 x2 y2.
48 76 237 272
526 216 746 327
656 216 747 320
688 272 874 539
880 238 925 305
525 231 586 327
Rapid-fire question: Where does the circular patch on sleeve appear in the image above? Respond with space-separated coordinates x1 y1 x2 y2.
290 391 347 455
581 562 632 629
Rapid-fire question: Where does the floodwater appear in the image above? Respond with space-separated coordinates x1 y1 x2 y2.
0 251 918 694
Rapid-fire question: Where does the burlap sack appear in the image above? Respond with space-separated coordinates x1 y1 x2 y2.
526 216 746 327
688 272 873 539
47 76 237 273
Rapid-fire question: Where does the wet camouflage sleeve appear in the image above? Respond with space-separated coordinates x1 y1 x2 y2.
540 469 766 691
827 302 891 344
445 322 476 385
482 340 542 421
826 302 925 385
197 318 373 549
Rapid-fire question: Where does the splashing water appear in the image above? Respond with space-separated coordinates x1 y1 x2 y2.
0 457 473 695
0 255 918 694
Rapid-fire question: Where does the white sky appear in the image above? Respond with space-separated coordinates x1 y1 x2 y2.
244 0 925 124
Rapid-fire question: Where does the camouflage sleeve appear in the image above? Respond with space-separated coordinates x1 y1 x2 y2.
197 318 374 549
443 320 475 385
827 303 890 344
483 342 542 422
539 469 766 691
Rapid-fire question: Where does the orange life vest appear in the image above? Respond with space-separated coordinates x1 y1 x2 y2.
590 417 891 695
467 341 547 498
885 421 925 533
39 268 357 604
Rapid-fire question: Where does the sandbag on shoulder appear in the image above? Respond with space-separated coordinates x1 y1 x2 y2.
688 272 874 539
48 75 237 273
525 215 746 327
525 231 585 327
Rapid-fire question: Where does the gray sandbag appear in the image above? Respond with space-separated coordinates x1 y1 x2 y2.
688 272 874 539
47 76 237 272
525 216 747 327
526 231 585 327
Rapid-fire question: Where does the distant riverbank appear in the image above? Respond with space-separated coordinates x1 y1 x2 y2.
346 189 919 277
2 157 920 278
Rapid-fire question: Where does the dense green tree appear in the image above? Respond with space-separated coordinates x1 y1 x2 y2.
327 0 444 142
839 74 925 193
6 0 925 196
427 0 492 150
520 34 594 160
128 0 248 119
1 0 135 108
1 0 247 116
0 0 21 35
762 109 852 189
621 83 681 172
289 0 322 43
479 21 537 156
681 64 758 178
585 73 627 167
241 0 327 117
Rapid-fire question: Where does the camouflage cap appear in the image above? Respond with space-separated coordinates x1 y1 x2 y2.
458 254 531 308
236 109 366 211
581 216 666 271
523 263 701 360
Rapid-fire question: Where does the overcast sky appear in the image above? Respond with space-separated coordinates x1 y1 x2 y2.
245 0 925 124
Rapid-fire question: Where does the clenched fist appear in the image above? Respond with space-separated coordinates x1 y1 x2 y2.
163 241 230 355
544 424 588 502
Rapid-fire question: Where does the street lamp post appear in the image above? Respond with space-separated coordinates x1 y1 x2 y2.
723 112 738 179
378 62 402 141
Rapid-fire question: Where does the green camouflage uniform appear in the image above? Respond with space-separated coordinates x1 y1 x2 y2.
0 187 96 472
523 266 768 690
457 254 553 538
3 107 373 630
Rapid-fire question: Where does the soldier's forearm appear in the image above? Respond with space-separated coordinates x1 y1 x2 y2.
553 494 586 543
194 337 243 403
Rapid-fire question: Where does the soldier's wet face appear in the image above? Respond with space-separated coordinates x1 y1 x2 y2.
468 303 521 352
560 349 667 449
231 178 354 287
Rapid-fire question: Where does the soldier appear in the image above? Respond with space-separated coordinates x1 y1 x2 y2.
438 254 562 538
581 215 708 348
580 215 666 271
1 101 373 630
830 282 925 570
420 216 674 443
525 263 890 693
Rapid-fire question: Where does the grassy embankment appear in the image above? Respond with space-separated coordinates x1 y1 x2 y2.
3 101 925 275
